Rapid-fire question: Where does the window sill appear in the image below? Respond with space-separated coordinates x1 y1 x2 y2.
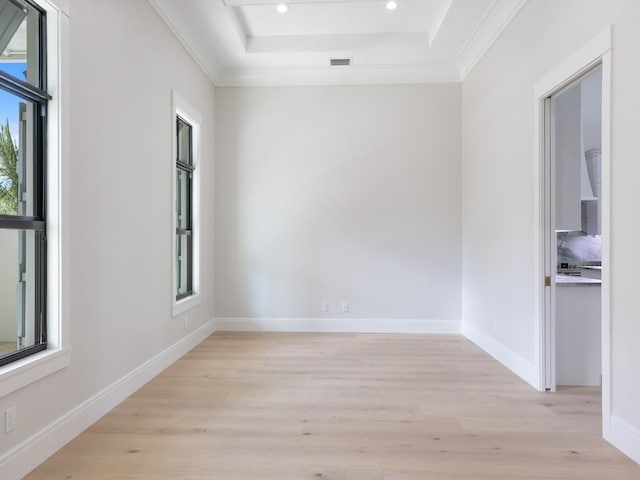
0 346 71 398
173 294 201 317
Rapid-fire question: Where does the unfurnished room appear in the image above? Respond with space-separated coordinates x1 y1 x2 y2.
0 0 639 478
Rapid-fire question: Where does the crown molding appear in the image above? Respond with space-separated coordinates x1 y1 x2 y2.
429 0 453 47
224 0 384 5
455 0 528 80
216 63 460 87
246 32 430 53
147 0 222 86
149 0 526 87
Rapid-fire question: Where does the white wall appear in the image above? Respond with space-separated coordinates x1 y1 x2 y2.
462 0 640 463
215 84 461 326
0 0 215 475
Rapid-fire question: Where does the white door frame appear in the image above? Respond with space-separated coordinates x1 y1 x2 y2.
533 27 612 438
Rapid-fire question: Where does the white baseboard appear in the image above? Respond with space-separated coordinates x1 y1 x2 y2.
1 319 217 480
216 317 460 334
609 415 640 465
461 321 539 389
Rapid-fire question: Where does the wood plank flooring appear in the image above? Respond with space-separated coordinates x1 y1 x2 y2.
26 333 640 479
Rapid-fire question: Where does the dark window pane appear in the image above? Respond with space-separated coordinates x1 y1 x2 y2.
0 0 42 88
177 117 192 166
176 167 190 230
176 114 194 301
176 233 192 297
0 228 39 358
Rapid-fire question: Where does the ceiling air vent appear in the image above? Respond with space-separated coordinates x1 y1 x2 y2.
330 58 351 66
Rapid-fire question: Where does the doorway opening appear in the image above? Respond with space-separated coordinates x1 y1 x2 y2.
545 66 603 392
534 28 612 436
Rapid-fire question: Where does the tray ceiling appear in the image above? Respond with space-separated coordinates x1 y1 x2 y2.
148 0 527 86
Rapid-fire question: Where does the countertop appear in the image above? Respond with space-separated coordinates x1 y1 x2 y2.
556 273 601 286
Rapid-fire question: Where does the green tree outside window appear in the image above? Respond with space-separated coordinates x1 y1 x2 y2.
0 121 18 215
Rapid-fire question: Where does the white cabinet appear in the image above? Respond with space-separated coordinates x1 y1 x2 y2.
554 79 601 234
556 284 601 386
554 84 582 231
580 266 601 280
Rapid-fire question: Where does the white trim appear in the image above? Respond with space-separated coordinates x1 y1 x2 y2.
610 415 640 465
41 0 71 17
147 0 220 85
534 27 612 99
171 91 202 317
42 0 70 354
532 95 542 390
455 0 528 80
224 0 399 4
0 320 216 480
173 294 201 317
532 26 612 427
535 95 559 393
0 0 71 398
216 317 460 334
216 63 460 87
462 321 539 389
532 95 547 392
150 0 528 87
0 348 70 398
39 0 69 17
600 49 612 440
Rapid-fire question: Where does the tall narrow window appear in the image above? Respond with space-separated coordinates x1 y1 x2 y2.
173 93 200 315
0 0 49 366
175 116 193 300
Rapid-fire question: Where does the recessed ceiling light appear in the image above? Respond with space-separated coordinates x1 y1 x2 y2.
386 1 398 10
276 3 288 13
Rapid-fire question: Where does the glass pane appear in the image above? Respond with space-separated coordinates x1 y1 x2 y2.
176 233 191 297
0 228 37 358
176 167 190 229
0 0 42 88
177 117 192 165
0 87 36 216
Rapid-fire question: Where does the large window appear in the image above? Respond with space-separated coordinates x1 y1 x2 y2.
0 0 49 366
173 92 200 314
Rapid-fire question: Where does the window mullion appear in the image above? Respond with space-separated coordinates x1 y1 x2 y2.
0 72 50 103
0 217 46 230
176 160 194 172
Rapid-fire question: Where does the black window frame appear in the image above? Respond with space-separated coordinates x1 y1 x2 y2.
0 0 49 367
176 115 194 301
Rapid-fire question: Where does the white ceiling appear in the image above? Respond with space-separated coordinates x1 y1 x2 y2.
148 0 527 86
1 21 26 60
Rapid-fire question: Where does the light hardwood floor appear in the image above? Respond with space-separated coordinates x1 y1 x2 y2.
26 333 640 479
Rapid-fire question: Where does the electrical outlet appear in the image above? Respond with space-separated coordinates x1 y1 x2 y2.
5 406 16 433
341 302 350 313
321 302 329 312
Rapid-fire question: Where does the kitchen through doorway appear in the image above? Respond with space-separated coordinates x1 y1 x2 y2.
551 67 603 390
536 32 612 435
